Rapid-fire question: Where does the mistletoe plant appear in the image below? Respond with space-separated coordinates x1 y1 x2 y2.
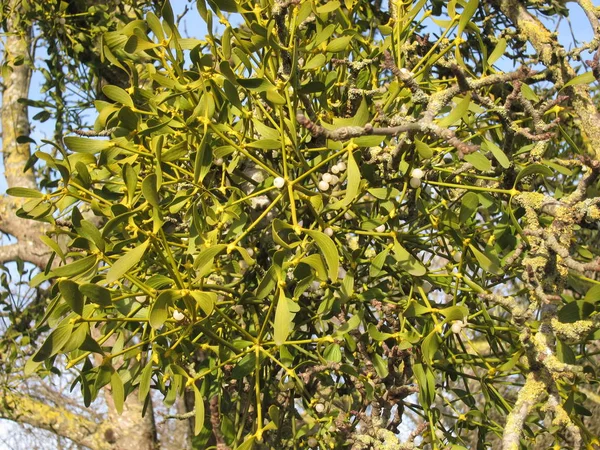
9 0 600 448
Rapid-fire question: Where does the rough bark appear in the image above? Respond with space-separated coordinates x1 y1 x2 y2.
0 390 113 450
104 390 159 450
493 0 600 160
0 0 49 269
0 1 161 448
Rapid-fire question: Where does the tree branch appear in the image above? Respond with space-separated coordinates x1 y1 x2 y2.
0 390 112 450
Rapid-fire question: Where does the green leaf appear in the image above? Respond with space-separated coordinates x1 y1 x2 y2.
370 247 390 278
32 321 74 362
193 382 205 435
562 71 595 89
368 323 393 341
584 284 600 303
235 436 255 450
415 139 434 158
334 314 362 336
468 244 502 275
58 280 84 316
421 330 440 365
194 133 211 184
438 93 471 127
327 35 353 53
487 38 506 66
299 254 328 281
102 85 134 107
141 174 160 207
458 0 478 36
106 240 150 283
138 359 153 402
52 255 98 277
459 192 479 223
558 300 595 323
64 136 112 154
111 371 125 415
274 289 292 346
236 78 276 92
79 283 112 307
464 152 491 171
316 1 340 13
193 244 227 275
439 305 469 322
303 54 327 70
246 139 281 149
372 353 389 378
392 240 426 276
6 187 43 198
481 140 510 168
189 291 216 316
150 290 180 329
304 230 340 281
331 150 360 209
514 163 553 186
556 339 576 364
323 343 342 362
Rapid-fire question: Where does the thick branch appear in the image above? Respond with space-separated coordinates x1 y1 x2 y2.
502 373 546 450
0 390 112 450
1 0 36 190
494 0 600 160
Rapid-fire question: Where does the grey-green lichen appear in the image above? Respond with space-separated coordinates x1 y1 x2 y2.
551 318 595 342
502 372 547 450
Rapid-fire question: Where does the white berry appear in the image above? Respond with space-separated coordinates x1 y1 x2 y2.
321 173 333 183
324 227 334 237
214 158 224 166
375 224 386 233
273 177 285 189
318 180 330 191
451 321 463 334
172 310 185 321
411 168 424 179
453 251 462 262
331 165 340 174
336 161 346 171
314 403 325 413
329 175 339 185
409 177 421 188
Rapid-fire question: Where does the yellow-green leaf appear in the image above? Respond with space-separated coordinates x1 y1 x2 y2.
327 35 353 53
304 230 340 281
193 383 205 435
438 93 471 127
458 0 479 36
488 38 506 66
6 187 43 198
102 85 134 107
142 173 160 207
274 289 291 346
52 255 98 278
58 280 84 316
106 240 150 283
189 291 216 316
111 371 125 415
64 137 113 154
562 71 595 90
331 150 360 209
149 290 180 329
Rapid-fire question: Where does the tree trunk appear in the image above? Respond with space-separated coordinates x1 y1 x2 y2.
0 1 161 448
104 390 159 450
